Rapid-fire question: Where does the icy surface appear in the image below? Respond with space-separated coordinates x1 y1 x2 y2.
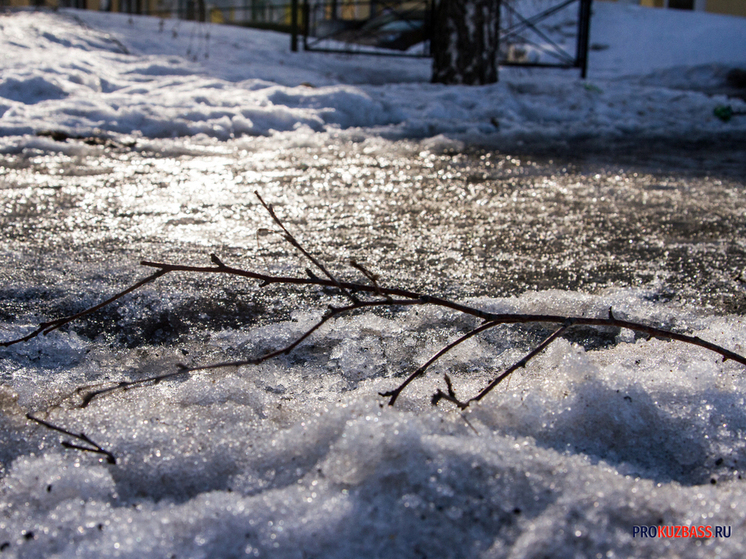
1 3 746 558
2 145 746 557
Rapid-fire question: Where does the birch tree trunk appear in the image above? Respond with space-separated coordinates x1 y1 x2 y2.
431 0 501 85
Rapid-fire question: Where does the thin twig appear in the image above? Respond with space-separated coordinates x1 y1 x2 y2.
5 257 745 385
461 412 480 435
254 191 358 304
75 298 420 406
471 322 572 404
26 413 116 464
381 320 501 406
5 258 746 404
1 270 166 347
76 367 192 408
184 298 419 373
350 259 390 300
432 323 572 409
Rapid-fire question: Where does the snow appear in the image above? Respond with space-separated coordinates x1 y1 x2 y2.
0 2 744 150
4 289 746 557
1 3 746 558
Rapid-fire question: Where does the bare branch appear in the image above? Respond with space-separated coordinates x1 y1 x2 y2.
469 322 572 404
5 256 745 390
4 195 746 416
26 413 116 464
5 253 746 409
381 319 501 406
1 270 166 347
185 298 419 372
76 367 192 408
254 191 359 304
76 298 420 407
350 259 390 300
438 323 572 409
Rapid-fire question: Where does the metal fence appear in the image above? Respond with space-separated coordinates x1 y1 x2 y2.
301 0 592 76
501 0 592 76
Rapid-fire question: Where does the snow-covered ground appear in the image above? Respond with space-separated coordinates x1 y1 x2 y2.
0 2 745 150
2 3 746 559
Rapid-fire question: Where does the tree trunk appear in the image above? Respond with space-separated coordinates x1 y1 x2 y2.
431 0 501 85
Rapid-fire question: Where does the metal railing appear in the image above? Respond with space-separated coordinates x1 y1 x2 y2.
300 0 592 76
501 0 592 77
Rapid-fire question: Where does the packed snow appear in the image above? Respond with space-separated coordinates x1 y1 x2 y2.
0 2 745 150
2 2 746 559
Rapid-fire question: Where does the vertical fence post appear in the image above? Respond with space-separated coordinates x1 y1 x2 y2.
576 0 592 79
291 0 299 51
303 0 310 50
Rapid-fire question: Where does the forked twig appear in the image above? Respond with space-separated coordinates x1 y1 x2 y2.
254 191 359 304
380 319 502 406
350 259 390 300
26 414 116 464
469 323 572 404
75 298 420 407
431 323 572 409
75 366 192 408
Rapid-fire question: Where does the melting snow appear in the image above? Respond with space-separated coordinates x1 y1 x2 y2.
1 3 746 558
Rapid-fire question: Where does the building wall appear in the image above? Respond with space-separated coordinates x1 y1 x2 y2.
601 0 746 17
706 0 746 17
